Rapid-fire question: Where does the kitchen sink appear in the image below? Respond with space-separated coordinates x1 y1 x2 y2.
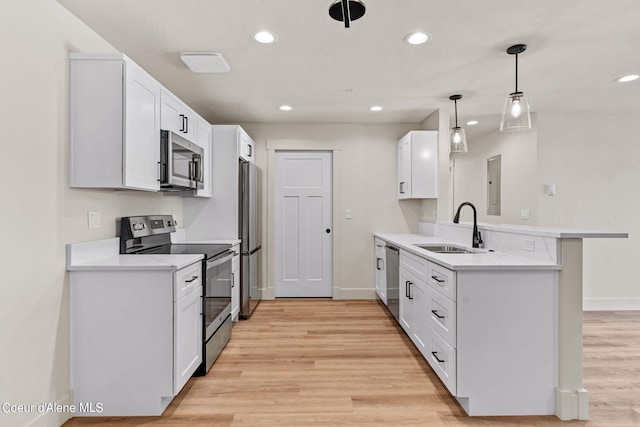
415 244 477 254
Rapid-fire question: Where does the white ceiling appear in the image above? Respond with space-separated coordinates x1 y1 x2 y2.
57 0 640 135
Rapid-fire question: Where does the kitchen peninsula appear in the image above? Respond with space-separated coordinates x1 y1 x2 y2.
374 221 628 420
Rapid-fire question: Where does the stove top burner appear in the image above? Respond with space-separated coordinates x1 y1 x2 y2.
136 243 231 259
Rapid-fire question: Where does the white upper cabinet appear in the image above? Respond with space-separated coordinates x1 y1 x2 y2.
160 89 198 144
190 118 212 198
397 131 438 199
239 128 255 163
70 53 161 191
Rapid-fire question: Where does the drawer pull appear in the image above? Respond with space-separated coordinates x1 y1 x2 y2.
431 309 445 319
431 275 445 283
185 276 198 283
431 351 445 363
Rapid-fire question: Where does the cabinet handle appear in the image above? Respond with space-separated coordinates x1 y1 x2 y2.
399 182 405 194
157 161 161 182
431 310 445 319
185 116 189 134
376 258 383 270
431 275 445 283
231 272 235 288
185 275 198 283
248 144 253 157
180 114 185 132
405 280 413 299
431 351 445 363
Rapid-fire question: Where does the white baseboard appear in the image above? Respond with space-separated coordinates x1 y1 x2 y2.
583 298 640 311
334 288 376 300
24 391 73 427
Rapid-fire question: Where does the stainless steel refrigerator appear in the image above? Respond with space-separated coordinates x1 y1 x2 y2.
239 159 261 318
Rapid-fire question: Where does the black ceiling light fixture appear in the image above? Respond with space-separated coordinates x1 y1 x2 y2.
500 43 532 132
449 95 468 154
329 0 366 28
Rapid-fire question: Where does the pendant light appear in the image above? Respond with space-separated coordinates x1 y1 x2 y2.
500 44 532 132
449 94 468 153
329 0 366 28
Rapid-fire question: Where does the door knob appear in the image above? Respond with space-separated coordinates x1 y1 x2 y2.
326 228 331 233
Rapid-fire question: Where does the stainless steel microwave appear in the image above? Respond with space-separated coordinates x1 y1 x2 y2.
160 130 204 191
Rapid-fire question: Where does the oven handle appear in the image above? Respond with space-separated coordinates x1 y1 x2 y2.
206 251 234 269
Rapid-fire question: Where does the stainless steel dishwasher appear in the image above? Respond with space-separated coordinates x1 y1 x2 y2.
384 245 400 323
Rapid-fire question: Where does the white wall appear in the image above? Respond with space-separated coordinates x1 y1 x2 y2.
451 112 637 309
0 2 183 426
240 123 421 299
537 112 639 310
452 115 538 225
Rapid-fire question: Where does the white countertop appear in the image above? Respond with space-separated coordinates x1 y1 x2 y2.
66 238 205 272
67 253 204 271
375 233 561 271
439 221 629 239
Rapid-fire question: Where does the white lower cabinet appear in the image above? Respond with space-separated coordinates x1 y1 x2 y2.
395 247 557 416
399 259 429 358
374 238 387 304
69 261 203 416
231 244 240 322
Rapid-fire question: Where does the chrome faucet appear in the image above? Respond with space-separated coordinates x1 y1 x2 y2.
453 202 483 248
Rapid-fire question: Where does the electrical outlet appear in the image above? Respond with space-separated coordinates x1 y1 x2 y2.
523 239 535 252
345 209 352 219
88 211 101 229
521 209 531 220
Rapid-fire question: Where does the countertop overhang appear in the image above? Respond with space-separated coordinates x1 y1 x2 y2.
375 233 561 271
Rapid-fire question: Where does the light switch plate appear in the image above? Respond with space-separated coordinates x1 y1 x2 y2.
521 209 531 220
345 209 352 219
88 211 101 229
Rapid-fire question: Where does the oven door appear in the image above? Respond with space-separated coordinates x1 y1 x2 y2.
204 251 233 340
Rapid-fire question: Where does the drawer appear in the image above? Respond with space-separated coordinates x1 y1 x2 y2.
400 250 429 282
428 262 456 301
175 262 202 300
427 286 456 348
427 326 457 395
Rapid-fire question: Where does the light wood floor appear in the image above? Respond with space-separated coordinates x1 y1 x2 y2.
65 300 640 426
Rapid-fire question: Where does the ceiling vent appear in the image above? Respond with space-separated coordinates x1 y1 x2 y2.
180 52 230 73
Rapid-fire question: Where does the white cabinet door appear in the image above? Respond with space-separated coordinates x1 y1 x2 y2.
193 119 212 198
374 238 387 304
160 90 198 144
411 279 430 358
231 250 240 322
239 129 255 162
397 131 438 199
399 268 413 334
160 90 182 135
397 135 411 199
123 60 161 191
174 285 202 395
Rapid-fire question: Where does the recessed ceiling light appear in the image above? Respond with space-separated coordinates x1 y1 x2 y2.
279 105 292 111
370 106 383 111
405 32 431 45
466 120 479 125
180 52 230 73
616 74 639 83
253 31 277 44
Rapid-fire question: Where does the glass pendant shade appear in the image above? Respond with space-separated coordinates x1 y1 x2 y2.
450 126 468 153
500 91 531 132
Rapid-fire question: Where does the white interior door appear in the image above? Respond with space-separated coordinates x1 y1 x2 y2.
275 151 332 297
